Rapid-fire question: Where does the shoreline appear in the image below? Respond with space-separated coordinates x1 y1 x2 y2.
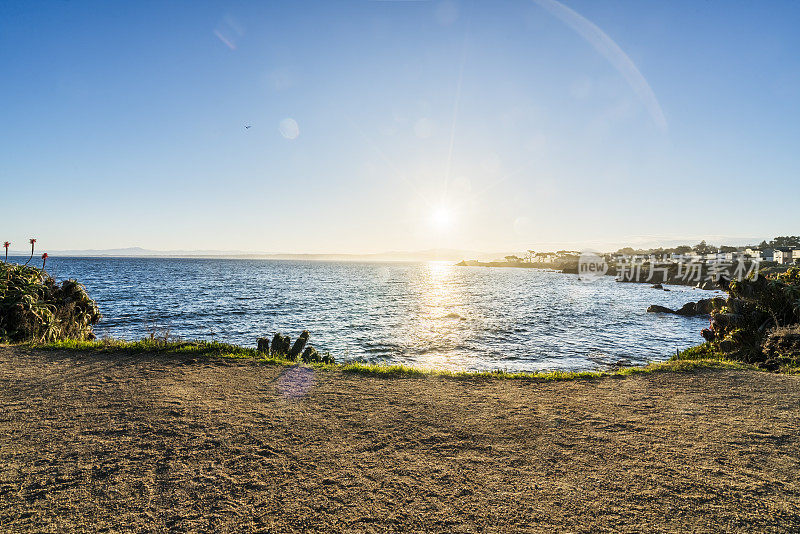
25 338 769 379
17 336 800 376
455 259 786 289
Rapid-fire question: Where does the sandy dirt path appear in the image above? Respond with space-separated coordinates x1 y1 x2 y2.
0 346 798 532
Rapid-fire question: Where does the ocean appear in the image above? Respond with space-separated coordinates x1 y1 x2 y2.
18 256 722 372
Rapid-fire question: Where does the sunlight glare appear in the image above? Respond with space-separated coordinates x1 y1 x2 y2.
431 206 453 230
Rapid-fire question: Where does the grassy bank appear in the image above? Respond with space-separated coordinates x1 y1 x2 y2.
26 338 771 381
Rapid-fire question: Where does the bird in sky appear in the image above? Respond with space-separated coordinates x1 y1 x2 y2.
244 125 252 130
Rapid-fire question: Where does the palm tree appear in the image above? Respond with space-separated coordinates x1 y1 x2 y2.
3 241 9 262
24 238 36 266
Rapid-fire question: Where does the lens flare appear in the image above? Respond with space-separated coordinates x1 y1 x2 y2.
431 206 452 229
279 118 300 140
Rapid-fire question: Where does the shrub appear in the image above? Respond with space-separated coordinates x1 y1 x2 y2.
0 262 101 342
702 267 800 367
762 325 800 369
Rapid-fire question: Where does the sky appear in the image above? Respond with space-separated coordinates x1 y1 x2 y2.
1 0 799 254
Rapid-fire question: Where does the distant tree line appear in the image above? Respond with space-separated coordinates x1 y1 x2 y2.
501 236 799 264
758 236 800 249
613 236 800 257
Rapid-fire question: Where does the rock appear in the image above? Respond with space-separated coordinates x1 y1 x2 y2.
726 298 748 315
257 337 270 354
701 328 715 342
651 283 663 289
289 330 310 359
699 280 718 290
687 297 725 315
718 276 731 291
675 302 700 316
271 333 282 353
271 333 291 357
703 297 726 313
647 297 724 316
301 345 319 363
711 313 745 331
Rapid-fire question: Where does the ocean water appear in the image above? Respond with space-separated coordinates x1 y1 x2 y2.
18 256 724 372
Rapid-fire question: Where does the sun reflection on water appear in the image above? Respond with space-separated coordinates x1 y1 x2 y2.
413 261 472 369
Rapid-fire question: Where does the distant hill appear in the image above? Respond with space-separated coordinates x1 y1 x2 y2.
6 247 512 262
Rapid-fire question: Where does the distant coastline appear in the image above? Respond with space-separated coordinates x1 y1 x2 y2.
3 247 515 263
455 258 789 289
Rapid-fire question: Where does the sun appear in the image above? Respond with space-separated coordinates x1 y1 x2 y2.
431 206 453 230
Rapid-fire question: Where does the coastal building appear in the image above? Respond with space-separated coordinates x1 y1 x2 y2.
706 251 735 262
742 248 782 262
744 248 760 258
670 253 701 263
744 248 763 260
773 247 796 265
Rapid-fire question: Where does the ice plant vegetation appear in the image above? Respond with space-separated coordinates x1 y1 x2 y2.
699 268 800 370
0 261 100 342
24 238 36 266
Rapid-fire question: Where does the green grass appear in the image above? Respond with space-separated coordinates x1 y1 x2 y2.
340 358 752 380
42 338 258 357
37 338 297 366
671 342 729 362
22 338 765 382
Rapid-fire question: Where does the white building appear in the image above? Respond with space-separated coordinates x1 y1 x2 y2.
744 248 763 260
773 248 796 265
708 251 735 262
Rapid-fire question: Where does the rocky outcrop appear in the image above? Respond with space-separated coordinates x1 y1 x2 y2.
263 331 333 363
701 270 800 367
300 345 335 364
301 345 319 362
696 280 718 290
647 297 725 316
271 333 291 356
289 330 310 359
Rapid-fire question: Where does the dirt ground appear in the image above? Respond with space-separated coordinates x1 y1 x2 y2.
0 346 798 533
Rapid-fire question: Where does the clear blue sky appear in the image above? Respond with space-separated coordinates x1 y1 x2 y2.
1 0 798 253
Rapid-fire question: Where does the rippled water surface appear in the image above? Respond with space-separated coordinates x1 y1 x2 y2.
33 257 723 372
